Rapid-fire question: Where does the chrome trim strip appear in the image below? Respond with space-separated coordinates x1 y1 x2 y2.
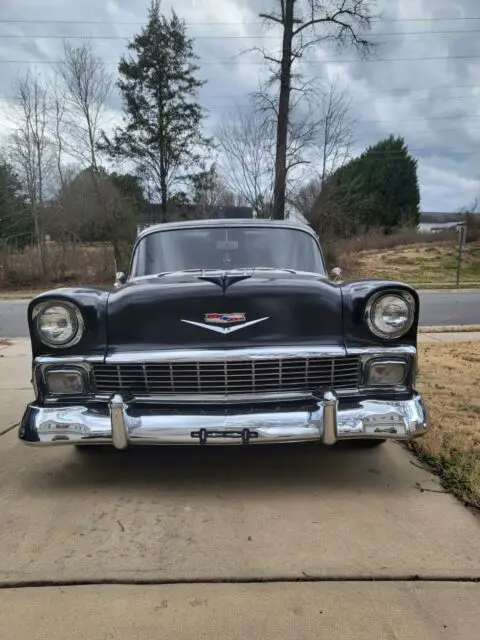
36 355 105 364
346 346 417 357
89 387 414 404
93 391 316 404
104 346 348 363
34 345 416 366
19 393 428 447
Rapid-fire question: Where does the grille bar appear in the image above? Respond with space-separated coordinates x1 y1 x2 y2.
92 357 362 398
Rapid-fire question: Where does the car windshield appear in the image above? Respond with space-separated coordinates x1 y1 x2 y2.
131 225 325 277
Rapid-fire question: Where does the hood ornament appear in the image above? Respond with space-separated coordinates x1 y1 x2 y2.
197 271 252 294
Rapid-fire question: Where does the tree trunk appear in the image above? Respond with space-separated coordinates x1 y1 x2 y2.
32 204 47 279
272 0 294 220
160 169 168 222
321 133 328 193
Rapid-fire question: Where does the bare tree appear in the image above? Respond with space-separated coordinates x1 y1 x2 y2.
58 41 113 170
317 76 355 188
289 175 322 220
47 73 69 278
9 71 53 276
259 0 376 219
216 108 275 217
188 164 245 208
48 73 68 192
253 80 323 188
57 42 129 267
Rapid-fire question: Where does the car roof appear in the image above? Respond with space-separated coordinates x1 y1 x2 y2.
137 217 318 240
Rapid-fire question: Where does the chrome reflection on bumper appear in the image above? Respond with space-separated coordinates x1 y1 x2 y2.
19 393 428 448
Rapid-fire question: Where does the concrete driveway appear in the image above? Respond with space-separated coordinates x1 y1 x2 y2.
1 339 480 638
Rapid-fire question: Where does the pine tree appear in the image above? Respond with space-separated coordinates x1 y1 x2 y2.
0 159 30 243
328 135 420 232
102 0 211 220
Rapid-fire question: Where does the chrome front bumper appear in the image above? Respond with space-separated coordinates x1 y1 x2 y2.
19 392 428 448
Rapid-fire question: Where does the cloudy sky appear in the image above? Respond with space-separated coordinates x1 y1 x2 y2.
0 0 479 212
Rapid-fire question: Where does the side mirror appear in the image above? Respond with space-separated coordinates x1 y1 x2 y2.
331 267 343 282
114 271 127 288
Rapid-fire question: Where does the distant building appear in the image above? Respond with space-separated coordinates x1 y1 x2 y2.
138 204 254 227
418 211 468 234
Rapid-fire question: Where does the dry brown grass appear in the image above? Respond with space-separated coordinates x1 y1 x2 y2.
412 342 480 508
0 241 115 290
336 228 455 255
324 228 454 272
342 240 480 285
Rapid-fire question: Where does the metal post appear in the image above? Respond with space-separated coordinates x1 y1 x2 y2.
456 224 466 288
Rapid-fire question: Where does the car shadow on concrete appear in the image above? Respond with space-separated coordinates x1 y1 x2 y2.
20 440 423 497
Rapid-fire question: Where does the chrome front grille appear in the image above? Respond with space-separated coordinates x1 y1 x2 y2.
91 356 362 399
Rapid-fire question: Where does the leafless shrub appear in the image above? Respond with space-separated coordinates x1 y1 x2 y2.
0 241 115 290
332 227 457 257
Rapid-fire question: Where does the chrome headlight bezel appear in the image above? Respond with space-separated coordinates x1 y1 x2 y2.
365 290 416 340
32 300 85 349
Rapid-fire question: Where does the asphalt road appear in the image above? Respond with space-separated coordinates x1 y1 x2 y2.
0 290 478 338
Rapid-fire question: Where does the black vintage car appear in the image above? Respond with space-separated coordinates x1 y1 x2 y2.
19 218 427 449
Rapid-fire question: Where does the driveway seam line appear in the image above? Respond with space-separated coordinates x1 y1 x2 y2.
0 422 19 437
1 576 480 589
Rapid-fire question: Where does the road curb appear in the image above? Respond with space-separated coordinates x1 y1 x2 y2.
419 325 480 334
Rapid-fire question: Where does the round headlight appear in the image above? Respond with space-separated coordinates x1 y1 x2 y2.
365 292 415 339
32 301 84 348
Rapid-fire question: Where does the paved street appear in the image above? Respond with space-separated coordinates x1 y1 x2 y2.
0 289 479 338
1 338 480 638
419 290 480 326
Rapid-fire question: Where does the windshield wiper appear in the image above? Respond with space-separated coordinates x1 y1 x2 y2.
150 267 297 278
235 266 297 274
155 268 220 277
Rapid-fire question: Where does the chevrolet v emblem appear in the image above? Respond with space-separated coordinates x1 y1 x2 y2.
181 317 269 334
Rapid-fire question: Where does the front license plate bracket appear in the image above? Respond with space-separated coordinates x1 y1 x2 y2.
191 428 259 445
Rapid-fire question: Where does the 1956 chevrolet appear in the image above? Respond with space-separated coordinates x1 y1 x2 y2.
19 218 428 450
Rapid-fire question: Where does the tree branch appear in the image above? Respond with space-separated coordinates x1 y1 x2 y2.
259 13 284 25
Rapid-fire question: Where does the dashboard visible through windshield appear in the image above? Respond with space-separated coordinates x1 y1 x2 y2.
131 226 325 277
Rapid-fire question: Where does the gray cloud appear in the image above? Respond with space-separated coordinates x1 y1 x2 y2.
0 0 479 211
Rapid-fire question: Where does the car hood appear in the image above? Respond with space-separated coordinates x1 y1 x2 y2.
105 270 344 354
